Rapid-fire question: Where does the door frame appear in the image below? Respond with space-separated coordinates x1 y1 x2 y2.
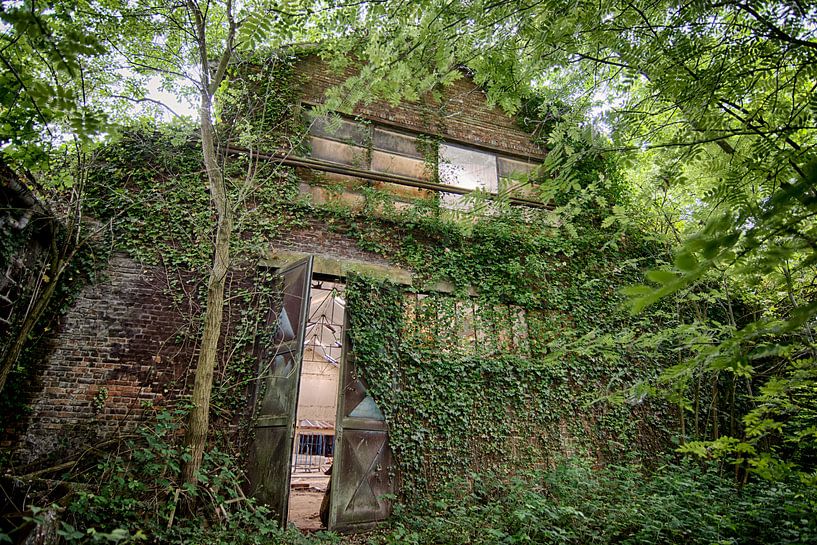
248 258 396 531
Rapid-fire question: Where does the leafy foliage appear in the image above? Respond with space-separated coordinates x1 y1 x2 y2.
6 0 817 537
55 410 338 544
80 124 307 419
374 459 817 545
342 199 680 498
336 0 817 482
0 2 108 167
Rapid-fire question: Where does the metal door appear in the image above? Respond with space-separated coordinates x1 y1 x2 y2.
328 312 394 531
248 256 313 525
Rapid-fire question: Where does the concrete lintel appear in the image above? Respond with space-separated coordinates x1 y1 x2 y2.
259 250 478 296
260 250 413 285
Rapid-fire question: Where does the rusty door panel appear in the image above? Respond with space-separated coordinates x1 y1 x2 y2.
248 257 313 526
256 350 299 420
328 313 394 532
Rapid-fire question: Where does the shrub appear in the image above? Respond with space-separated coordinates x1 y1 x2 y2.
58 410 338 544
378 459 817 545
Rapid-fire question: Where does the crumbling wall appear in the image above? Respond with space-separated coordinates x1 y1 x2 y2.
9 256 192 461
4 217 401 463
3 56 560 466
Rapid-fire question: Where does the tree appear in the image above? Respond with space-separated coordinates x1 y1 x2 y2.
0 1 112 395
96 0 363 487
1 0 366 491
341 0 817 477
94 0 257 486
0 1 108 168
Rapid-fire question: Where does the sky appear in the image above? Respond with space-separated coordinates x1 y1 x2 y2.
145 77 197 119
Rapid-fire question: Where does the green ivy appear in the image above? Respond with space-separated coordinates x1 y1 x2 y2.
73 58 689 510
80 130 307 433
342 203 680 500
0 221 108 428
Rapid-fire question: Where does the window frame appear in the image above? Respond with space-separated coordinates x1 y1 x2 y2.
300 104 543 205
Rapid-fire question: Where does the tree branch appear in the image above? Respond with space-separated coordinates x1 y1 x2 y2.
109 94 184 119
208 0 236 95
734 2 817 53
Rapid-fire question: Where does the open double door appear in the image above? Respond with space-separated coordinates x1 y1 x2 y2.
247 256 393 532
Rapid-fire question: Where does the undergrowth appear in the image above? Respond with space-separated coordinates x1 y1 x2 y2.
376 460 817 545
1 410 339 545
5 411 815 544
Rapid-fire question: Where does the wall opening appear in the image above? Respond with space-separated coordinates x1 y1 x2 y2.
287 277 345 530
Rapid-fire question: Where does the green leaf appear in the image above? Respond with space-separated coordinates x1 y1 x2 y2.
645 269 677 285
619 284 653 297
674 252 698 272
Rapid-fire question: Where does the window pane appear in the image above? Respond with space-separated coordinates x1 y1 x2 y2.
497 157 537 179
497 157 540 200
439 143 497 192
309 137 370 168
306 113 370 145
371 150 430 179
372 128 423 158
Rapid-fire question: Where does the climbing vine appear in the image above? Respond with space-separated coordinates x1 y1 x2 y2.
0 206 109 434
77 77 687 502
29 52 727 508
343 202 681 500
77 53 310 433
220 52 309 155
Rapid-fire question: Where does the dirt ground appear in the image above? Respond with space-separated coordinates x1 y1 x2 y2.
288 490 325 531
288 475 330 531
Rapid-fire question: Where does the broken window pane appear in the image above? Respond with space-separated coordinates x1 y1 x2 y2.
439 143 498 192
497 156 539 200
497 157 536 180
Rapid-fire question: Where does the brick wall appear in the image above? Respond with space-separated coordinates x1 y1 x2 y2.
296 55 545 160
3 57 542 463
268 216 396 269
4 214 400 462
7 256 196 462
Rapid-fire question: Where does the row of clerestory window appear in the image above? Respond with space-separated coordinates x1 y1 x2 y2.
302 109 541 204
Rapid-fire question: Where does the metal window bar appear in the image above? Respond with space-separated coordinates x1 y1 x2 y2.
292 432 334 472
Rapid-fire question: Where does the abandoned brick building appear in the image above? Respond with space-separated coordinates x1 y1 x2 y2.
1 55 663 532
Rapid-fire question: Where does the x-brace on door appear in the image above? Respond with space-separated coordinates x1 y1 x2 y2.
248 256 313 526
328 310 394 531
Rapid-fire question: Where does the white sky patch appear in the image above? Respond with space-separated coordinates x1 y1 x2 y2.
108 64 198 121
145 76 197 119
588 85 625 137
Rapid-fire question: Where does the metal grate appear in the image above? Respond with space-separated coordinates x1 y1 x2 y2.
292 432 334 472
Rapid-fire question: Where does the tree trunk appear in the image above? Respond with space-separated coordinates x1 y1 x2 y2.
710 376 719 440
181 87 233 485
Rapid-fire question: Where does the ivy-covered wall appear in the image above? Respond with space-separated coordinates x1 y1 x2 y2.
0 165 105 454
1 128 305 462
341 207 675 500
3 54 679 501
